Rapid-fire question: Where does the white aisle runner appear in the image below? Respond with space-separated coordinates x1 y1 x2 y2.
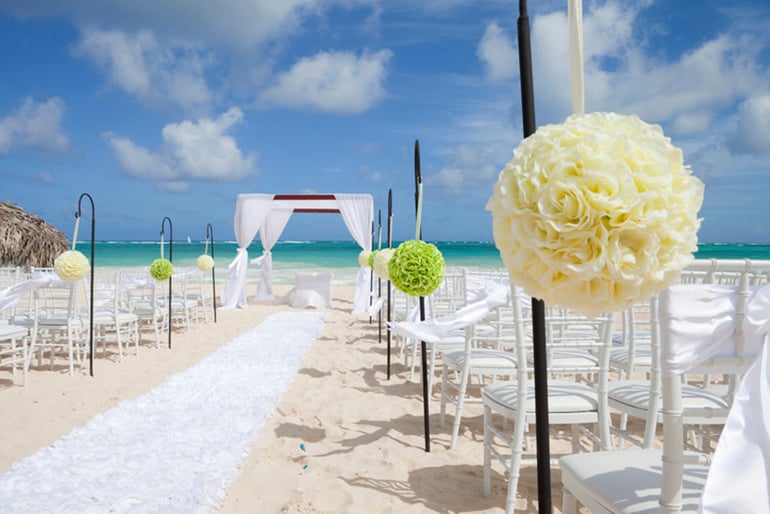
0 311 326 513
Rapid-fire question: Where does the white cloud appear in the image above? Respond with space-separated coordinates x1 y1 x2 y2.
726 95 770 155
3 0 319 53
527 1 768 134
37 172 55 184
259 50 392 114
429 145 500 195
0 97 68 155
105 107 257 190
477 22 518 81
73 28 213 115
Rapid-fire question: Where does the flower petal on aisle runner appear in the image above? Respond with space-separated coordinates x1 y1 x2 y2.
0 311 326 513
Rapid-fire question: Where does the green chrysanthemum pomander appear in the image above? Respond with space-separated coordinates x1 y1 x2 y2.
388 240 445 297
196 254 214 272
150 258 174 281
358 250 371 268
368 249 379 268
54 250 90 281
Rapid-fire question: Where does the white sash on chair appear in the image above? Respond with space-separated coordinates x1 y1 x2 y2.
672 284 770 513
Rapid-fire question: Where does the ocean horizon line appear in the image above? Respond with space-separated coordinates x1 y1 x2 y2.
76 239 770 245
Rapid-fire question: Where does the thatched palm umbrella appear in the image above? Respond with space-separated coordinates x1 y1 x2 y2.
0 202 69 271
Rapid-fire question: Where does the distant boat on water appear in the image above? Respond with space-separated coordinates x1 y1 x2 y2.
187 235 192 244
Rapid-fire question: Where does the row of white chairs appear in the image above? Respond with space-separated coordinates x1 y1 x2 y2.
0 266 216 385
390 260 770 512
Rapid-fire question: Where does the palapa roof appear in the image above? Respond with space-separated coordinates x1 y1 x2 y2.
0 202 69 271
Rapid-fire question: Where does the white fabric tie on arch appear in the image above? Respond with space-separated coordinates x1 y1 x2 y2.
255 207 293 301
660 283 770 513
220 194 274 309
336 194 374 314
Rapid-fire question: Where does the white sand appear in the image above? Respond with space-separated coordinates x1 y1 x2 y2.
1 284 585 513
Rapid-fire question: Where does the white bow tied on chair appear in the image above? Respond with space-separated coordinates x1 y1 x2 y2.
693 284 770 513
388 281 509 343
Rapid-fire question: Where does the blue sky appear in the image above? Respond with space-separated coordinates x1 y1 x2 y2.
1 0 769 244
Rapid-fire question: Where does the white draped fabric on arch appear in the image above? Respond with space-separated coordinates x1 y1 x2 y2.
219 193 374 314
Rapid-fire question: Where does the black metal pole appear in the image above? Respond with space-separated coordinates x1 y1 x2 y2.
161 217 173 349
518 1 551 512
77 193 95 377
386 188 393 380
369 220 374 324
206 223 217 323
377 209 382 344
414 139 430 452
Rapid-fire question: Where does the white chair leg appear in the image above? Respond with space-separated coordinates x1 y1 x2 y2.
483 404 492 497
439 364 448 427
450 363 472 449
562 489 578 514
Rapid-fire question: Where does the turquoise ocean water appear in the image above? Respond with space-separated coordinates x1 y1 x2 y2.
77 241 770 285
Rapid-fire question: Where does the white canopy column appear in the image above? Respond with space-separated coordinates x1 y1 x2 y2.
254 207 293 301
220 194 273 309
336 194 374 314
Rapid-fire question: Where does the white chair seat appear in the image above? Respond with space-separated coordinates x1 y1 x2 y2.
443 349 517 369
484 379 599 413
560 449 708 513
0 324 27 339
609 346 652 367
538 349 599 368
609 380 728 411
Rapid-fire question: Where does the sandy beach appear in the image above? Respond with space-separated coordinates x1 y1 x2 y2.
1 283 580 513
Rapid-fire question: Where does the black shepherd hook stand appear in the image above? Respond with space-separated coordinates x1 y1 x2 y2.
518 1 551 512
206 223 217 323
377 209 382 344
161 216 173 349
369 220 375 324
386 188 393 380
76 193 95 377
414 139 430 453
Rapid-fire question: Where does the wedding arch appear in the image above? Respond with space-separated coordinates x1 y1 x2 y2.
220 193 374 313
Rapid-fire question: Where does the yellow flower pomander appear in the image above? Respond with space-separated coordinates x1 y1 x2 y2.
373 248 396 280
196 254 214 272
358 250 371 268
54 250 90 281
486 112 704 316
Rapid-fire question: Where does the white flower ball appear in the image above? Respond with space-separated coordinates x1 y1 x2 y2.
196 254 214 272
487 112 704 316
54 250 90 281
358 250 371 268
373 248 396 280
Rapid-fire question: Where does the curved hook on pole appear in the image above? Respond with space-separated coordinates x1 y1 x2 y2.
160 216 174 262
160 216 173 349
206 223 217 323
77 193 96 377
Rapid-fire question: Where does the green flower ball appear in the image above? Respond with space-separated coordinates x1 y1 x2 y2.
150 258 174 281
388 240 445 297
368 249 379 268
